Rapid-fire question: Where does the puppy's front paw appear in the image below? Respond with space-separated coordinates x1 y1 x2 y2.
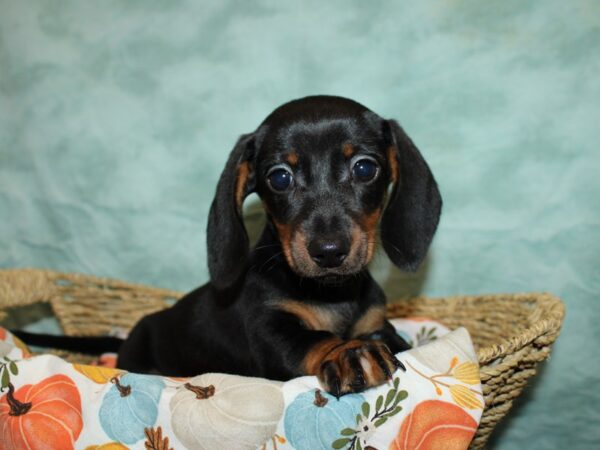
317 340 403 397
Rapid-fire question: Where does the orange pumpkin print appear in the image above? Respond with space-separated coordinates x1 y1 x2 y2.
0 374 83 450
390 400 477 450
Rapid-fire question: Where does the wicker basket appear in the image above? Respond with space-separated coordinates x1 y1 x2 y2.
0 268 564 449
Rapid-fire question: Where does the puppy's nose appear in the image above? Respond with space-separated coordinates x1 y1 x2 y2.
308 239 348 268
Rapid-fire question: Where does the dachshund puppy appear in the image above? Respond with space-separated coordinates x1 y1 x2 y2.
117 95 442 397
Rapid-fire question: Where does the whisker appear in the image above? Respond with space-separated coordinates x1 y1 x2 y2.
379 238 402 256
253 243 281 251
264 260 281 274
258 251 283 273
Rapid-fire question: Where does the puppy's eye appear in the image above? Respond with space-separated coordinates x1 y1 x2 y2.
352 157 379 182
267 167 293 192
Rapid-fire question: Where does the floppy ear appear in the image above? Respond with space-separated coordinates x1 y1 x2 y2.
380 120 442 271
207 133 256 289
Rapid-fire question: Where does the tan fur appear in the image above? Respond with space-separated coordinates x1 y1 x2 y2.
290 230 312 271
359 208 382 263
273 223 317 274
345 224 363 266
351 305 386 337
235 161 250 210
342 143 355 158
286 150 299 166
387 146 399 183
321 339 363 360
274 299 346 334
303 337 344 374
273 221 294 268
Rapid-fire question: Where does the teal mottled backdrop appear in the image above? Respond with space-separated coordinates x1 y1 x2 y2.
1 1 599 447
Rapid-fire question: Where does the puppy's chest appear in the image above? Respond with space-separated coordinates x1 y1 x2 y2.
275 299 385 338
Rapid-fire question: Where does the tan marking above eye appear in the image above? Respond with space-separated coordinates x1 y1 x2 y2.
350 305 386 337
286 150 299 165
343 143 355 158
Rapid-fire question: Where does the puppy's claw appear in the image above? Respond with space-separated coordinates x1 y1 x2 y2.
321 360 342 398
332 377 341 399
395 358 406 372
369 345 393 379
382 346 405 374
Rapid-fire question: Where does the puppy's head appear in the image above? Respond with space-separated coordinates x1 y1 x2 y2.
207 96 442 288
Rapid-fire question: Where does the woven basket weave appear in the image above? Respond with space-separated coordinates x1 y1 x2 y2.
0 268 564 449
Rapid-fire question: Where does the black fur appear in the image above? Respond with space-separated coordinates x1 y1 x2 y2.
380 119 442 271
207 133 256 290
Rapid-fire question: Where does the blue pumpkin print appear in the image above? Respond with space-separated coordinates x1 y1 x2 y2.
284 389 365 450
99 373 165 444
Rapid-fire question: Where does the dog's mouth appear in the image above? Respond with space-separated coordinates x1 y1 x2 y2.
312 273 357 286
274 221 378 279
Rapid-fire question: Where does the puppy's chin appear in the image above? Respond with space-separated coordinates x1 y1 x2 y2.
311 272 363 286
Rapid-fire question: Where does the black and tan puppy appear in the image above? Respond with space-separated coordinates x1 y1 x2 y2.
115 95 442 397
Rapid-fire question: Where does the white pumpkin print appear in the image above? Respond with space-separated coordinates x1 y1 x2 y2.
169 373 284 449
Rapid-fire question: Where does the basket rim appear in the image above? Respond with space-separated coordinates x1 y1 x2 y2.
0 267 181 303
387 292 565 365
1 268 566 367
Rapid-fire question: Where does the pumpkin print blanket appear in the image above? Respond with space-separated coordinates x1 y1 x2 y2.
0 319 483 450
